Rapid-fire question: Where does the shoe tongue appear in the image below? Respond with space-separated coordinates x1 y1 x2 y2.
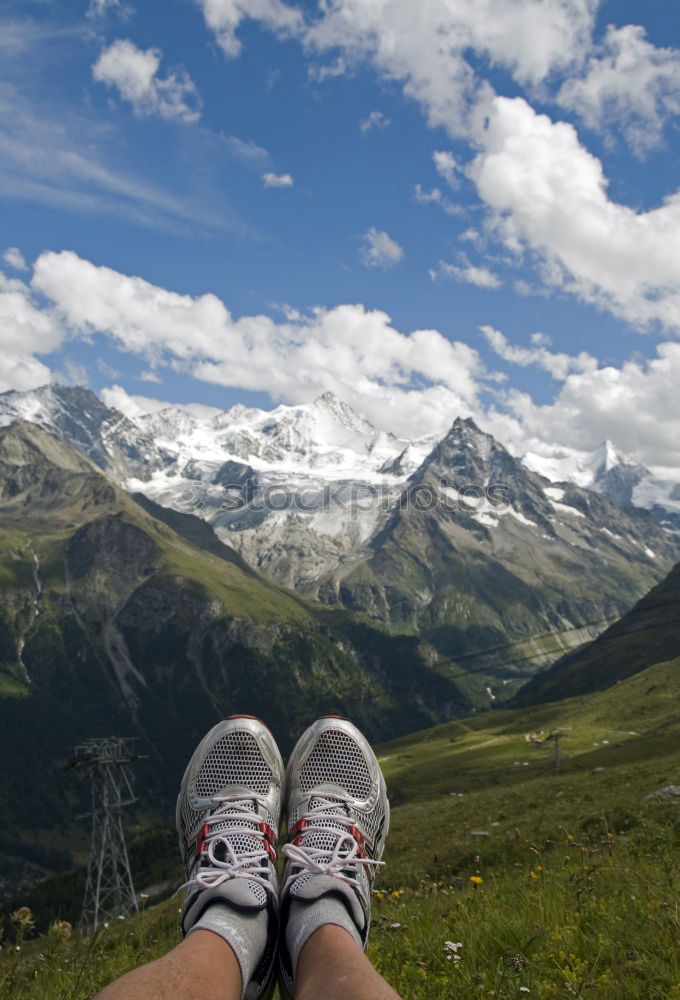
290 873 366 930
216 877 268 909
183 878 267 934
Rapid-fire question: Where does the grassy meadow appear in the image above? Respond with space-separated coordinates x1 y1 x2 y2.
2 656 679 999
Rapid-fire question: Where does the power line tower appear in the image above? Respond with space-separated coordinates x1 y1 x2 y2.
547 730 563 771
68 737 144 934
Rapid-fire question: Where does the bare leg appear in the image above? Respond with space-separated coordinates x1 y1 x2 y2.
94 929 242 1000
294 924 403 1000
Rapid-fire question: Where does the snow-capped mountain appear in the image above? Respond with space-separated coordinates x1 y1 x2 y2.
0 384 677 689
523 441 680 531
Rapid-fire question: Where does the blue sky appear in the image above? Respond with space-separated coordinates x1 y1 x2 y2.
2 0 680 476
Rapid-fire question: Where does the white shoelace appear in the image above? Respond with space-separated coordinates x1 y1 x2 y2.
282 794 383 893
178 797 276 897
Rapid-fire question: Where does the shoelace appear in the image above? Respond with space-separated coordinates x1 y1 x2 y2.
282 794 383 893
178 797 277 897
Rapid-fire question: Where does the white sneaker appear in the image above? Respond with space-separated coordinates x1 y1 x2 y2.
176 715 284 1000
279 716 390 997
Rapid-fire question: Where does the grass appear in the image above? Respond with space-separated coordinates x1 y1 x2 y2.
2 658 680 999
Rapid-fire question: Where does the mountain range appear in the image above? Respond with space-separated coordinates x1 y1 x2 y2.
0 385 677 689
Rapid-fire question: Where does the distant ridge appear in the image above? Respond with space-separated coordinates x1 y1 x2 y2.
516 560 680 705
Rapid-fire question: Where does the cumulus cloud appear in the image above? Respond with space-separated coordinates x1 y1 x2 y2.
262 171 293 188
0 272 63 392
360 228 404 269
194 0 303 58
304 0 597 135
30 250 484 438
92 39 202 123
484 340 680 475
2 247 27 271
481 325 597 379
430 259 502 289
558 24 680 155
359 110 390 132
468 96 680 331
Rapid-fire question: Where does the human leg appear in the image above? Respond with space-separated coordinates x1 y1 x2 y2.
294 924 402 1000
94 928 242 1000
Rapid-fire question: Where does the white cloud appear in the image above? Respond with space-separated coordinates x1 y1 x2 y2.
6 248 680 474
31 250 485 438
308 57 347 83
414 185 462 216
558 25 680 155
480 325 597 379
87 0 134 18
430 259 502 289
468 96 680 331
359 110 390 133
194 0 304 58
97 358 121 379
2 247 27 271
101 385 171 417
433 150 460 188
485 340 680 474
92 39 201 124
304 0 597 135
57 358 89 386
262 171 293 188
224 136 269 164
0 272 63 392
101 384 222 421
360 228 404 269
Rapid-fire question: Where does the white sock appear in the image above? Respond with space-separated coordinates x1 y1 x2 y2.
188 901 269 998
285 896 363 975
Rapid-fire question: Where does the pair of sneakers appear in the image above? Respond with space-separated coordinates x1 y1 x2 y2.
176 715 390 999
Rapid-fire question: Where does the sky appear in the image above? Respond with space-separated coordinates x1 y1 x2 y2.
2 0 680 477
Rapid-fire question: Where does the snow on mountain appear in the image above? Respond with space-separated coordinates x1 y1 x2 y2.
2 384 679 571
523 440 680 530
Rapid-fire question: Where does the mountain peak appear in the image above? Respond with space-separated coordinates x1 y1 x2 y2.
593 439 640 473
310 391 379 436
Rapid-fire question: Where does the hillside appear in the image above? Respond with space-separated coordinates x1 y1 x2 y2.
516 560 680 705
0 421 469 892
3 653 680 999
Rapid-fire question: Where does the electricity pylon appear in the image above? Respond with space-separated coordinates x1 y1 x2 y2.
69 737 144 933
